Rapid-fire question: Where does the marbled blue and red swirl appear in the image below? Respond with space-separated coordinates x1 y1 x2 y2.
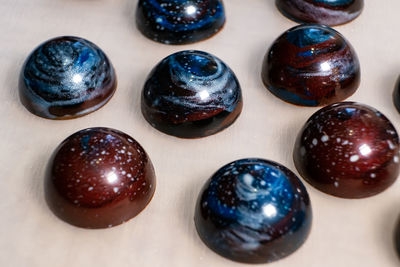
136 0 225 44
262 24 360 106
276 0 364 26
19 36 116 119
195 158 312 263
141 50 242 138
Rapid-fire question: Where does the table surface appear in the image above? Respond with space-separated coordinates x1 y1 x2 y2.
1 0 400 266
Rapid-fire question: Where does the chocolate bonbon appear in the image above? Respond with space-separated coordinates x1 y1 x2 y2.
136 0 225 44
142 50 242 138
195 158 312 263
294 102 400 198
276 0 364 26
19 36 116 119
262 24 360 106
45 127 155 228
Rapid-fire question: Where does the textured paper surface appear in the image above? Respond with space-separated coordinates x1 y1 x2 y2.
0 0 399 266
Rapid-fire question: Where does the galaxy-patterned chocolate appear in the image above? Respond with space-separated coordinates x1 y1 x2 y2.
195 158 312 263
136 0 225 44
294 102 400 198
45 127 156 229
261 24 360 106
19 36 116 119
141 50 242 138
276 0 364 26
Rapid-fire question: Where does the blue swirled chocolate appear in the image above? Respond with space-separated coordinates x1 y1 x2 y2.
276 0 363 26
262 24 360 106
19 36 116 119
195 158 312 263
141 50 242 138
136 0 225 44
286 27 333 47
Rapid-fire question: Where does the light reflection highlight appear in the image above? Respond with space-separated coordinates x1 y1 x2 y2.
185 5 196 16
262 204 277 218
106 172 118 184
359 144 372 156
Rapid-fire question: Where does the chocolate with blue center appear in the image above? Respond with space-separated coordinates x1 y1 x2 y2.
141 50 242 138
276 0 364 26
19 36 116 119
195 158 312 263
136 0 225 44
262 24 360 106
